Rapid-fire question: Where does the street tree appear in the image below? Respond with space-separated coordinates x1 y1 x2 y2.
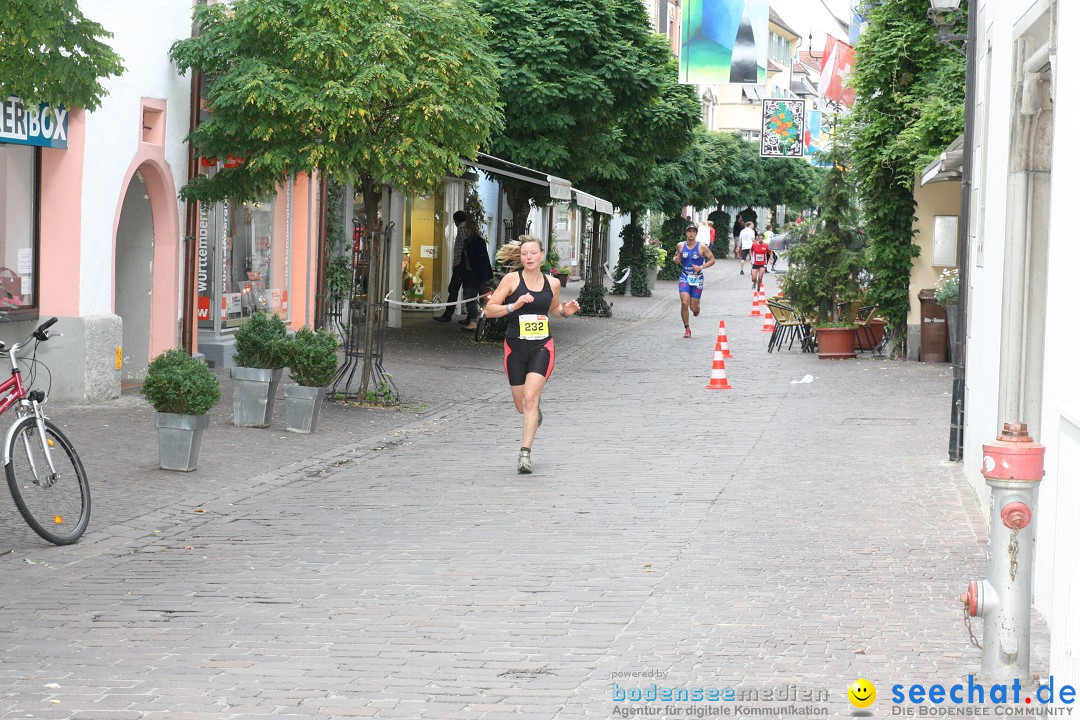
0 0 124 110
170 0 502 398
574 2 700 305
846 0 965 350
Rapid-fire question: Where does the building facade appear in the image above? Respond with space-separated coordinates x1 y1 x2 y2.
0 0 193 401
963 0 1077 680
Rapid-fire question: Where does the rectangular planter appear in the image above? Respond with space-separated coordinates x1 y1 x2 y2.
283 384 326 434
156 412 210 472
231 366 284 428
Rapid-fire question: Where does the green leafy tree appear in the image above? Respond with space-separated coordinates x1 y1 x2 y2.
782 147 865 325
171 0 502 397
480 0 699 309
0 0 125 110
847 0 965 348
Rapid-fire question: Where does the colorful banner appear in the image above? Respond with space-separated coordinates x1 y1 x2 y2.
679 0 769 85
760 98 806 158
820 35 856 107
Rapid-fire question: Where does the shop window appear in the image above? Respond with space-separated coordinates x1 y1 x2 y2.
0 145 38 313
402 188 446 305
222 192 288 326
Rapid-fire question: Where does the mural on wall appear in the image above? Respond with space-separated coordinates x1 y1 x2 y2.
679 0 769 85
760 98 806 158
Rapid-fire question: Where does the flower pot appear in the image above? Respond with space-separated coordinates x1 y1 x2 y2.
283 384 326 433
554 272 569 288
815 326 857 359
155 412 210 472
645 265 658 290
231 366 284 427
945 303 959 363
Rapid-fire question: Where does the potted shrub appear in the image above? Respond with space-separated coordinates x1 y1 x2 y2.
554 265 572 288
283 327 339 433
643 243 666 291
780 148 865 359
142 350 221 472
935 268 960 360
231 310 289 427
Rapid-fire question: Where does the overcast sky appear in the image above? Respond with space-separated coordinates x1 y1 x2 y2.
770 0 852 52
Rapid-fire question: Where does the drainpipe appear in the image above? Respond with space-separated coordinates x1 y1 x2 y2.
948 0 977 461
180 4 206 356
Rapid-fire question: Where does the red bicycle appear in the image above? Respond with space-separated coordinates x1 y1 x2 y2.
2 317 90 544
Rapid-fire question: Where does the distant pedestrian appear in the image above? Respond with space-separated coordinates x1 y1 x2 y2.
433 210 469 323
750 233 770 291
738 221 756 275
733 215 745 259
459 220 493 332
674 224 716 338
707 220 716 246
698 219 711 247
763 224 775 273
487 236 580 474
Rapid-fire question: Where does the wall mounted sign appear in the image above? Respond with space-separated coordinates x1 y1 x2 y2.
0 97 68 149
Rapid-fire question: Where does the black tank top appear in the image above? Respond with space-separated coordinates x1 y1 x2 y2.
504 271 553 339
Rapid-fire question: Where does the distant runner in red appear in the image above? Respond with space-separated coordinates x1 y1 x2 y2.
750 235 770 291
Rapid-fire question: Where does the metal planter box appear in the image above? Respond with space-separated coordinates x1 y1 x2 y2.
283 384 326 434
231 366 284 428
156 412 210 472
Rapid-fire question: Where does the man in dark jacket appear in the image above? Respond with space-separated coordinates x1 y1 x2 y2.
434 210 469 322
460 221 493 331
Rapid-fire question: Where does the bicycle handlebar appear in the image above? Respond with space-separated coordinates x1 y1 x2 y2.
33 317 58 341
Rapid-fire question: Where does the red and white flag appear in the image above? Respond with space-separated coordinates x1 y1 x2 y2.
820 35 856 107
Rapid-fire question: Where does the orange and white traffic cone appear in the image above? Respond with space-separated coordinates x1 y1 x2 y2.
761 307 775 333
705 351 732 390
749 290 762 317
715 320 733 358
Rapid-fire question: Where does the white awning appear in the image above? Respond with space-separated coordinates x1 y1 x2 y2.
461 152 612 213
462 153 573 201
920 136 964 186
572 189 613 216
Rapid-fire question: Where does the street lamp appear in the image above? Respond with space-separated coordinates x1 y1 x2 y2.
927 0 975 462
927 0 967 53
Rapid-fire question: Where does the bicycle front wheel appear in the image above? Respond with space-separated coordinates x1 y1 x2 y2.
6 417 90 545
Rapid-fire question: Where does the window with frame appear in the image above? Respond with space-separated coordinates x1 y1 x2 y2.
0 145 38 312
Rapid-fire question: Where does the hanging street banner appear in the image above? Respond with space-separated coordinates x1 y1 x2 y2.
679 0 769 85
820 35 857 107
760 98 806 158
0 97 68 149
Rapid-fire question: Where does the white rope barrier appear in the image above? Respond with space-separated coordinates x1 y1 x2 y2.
604 263 631 285
382 292 487 309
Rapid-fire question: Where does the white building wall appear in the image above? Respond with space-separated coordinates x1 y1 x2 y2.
966 0 1079 679
78 0 192 317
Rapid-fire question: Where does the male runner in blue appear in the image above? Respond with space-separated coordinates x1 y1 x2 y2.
674 224 716 338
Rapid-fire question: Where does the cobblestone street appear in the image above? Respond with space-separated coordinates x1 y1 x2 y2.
0 259 1050 719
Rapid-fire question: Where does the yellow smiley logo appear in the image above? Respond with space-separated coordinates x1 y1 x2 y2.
848 679 876 709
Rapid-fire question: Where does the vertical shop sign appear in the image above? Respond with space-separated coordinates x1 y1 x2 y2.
197 202 214 326
0 97 68 149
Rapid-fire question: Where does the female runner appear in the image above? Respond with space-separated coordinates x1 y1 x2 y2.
487 236 580 473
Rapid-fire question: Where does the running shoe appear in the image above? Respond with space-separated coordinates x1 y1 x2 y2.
683 327 692 339
517 449 533 474
433 315 450 323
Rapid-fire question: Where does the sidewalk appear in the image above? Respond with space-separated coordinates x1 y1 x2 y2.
0 259 1051 719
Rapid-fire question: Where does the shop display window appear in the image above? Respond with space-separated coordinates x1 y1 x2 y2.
223 193 289 326
0 145 37 312
402 188 446 305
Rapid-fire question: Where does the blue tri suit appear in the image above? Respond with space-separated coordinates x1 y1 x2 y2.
678 241 706 299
